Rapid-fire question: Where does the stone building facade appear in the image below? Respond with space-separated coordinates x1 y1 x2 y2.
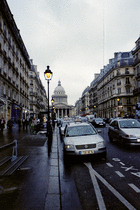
97 52 135 118
132 37 140 118
29 60 48 119
0 0 47 123
0 0 31 123
79 51 135 118
52 80 73 118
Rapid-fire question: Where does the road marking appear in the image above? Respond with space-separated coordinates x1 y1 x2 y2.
115 171 125 178
106 163 113 167
131 172 140 178
112 158 120 161
121 166 138 172
119 162 125 166
84 162 106 210
128 184 140 193
84 162 136 210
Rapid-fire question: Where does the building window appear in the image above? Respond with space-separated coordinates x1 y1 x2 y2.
126 87 130 93
117 78 121 85
127 98 131 104
117 62 120 67
138 80 140 88
125 68 129 74
126 77 130 84
117 69 120 75
30 96 33 102
137 65 140 76
118 88 121 94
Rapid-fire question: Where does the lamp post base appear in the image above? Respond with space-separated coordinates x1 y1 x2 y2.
47 122 53 156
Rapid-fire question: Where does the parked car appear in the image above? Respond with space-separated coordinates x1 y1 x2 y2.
86 115 95 123
57 118 62 126
108 118 140 145
63 121 107 158
60 121 69 136
91 118 106 127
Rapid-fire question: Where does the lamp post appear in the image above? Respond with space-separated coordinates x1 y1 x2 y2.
117 98 120 117
94 105 96 118
44 66 53 140
51 98 55 128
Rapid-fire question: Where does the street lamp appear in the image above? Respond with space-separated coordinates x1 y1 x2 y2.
117 98 120 117
44 66 53 140
51 97 55 127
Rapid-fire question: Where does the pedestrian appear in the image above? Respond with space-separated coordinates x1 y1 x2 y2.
30 118 37 134
25 117 29 130
18 118 21 130
0 117 5 131
7 118 14 131
22 118 26 130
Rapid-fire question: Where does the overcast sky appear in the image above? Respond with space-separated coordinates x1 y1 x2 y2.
6 0 140 105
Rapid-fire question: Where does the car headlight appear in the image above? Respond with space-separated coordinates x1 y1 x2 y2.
124 134 136 138
97 141 105 147
129 135 136 138
65 145 74 149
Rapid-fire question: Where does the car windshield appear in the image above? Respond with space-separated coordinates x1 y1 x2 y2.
119 120 140 128
66 125 97 137
96 118 103 121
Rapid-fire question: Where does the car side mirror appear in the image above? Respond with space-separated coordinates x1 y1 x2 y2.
114 126 118 129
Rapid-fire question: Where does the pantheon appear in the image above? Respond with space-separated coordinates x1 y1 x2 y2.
52 80 73 118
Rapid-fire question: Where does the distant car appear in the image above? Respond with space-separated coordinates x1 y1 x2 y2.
57 118 62 126
60 121 69 136
63 121 107 158
80 117 88 122
91 118 106 127
108 118 140 145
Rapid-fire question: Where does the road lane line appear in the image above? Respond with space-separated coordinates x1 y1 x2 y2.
119 162 125 166
115 171 125 178
128 184 140 193
106 163 113 167
84 163 136 210
84 162 106 210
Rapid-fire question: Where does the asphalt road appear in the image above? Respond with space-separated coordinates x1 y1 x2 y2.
0 124 140 209
59 124 140 210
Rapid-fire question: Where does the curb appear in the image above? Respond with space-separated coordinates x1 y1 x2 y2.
44 127 61 210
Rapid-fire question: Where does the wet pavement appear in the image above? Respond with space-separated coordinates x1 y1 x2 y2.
0 124 61 210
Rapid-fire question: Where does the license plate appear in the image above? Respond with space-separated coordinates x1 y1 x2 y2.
80 150 94 155
137 139 140 142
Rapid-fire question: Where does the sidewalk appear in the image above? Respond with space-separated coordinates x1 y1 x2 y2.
0 124 61 210
44 126 61 210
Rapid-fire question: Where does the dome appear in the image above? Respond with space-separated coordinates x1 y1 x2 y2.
54 80 65 95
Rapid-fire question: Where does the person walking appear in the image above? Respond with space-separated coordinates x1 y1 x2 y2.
0 117 5 131
25 117 29 130
22 118 26 130
18 118 21 131
7 118 14 131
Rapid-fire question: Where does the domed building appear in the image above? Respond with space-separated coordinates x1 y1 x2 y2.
52 80 72 118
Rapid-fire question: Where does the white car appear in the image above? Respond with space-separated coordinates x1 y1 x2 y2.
108 118 140 145
63 122 106 158
60 121 69 136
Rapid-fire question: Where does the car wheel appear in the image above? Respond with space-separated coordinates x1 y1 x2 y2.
108 133 113 142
